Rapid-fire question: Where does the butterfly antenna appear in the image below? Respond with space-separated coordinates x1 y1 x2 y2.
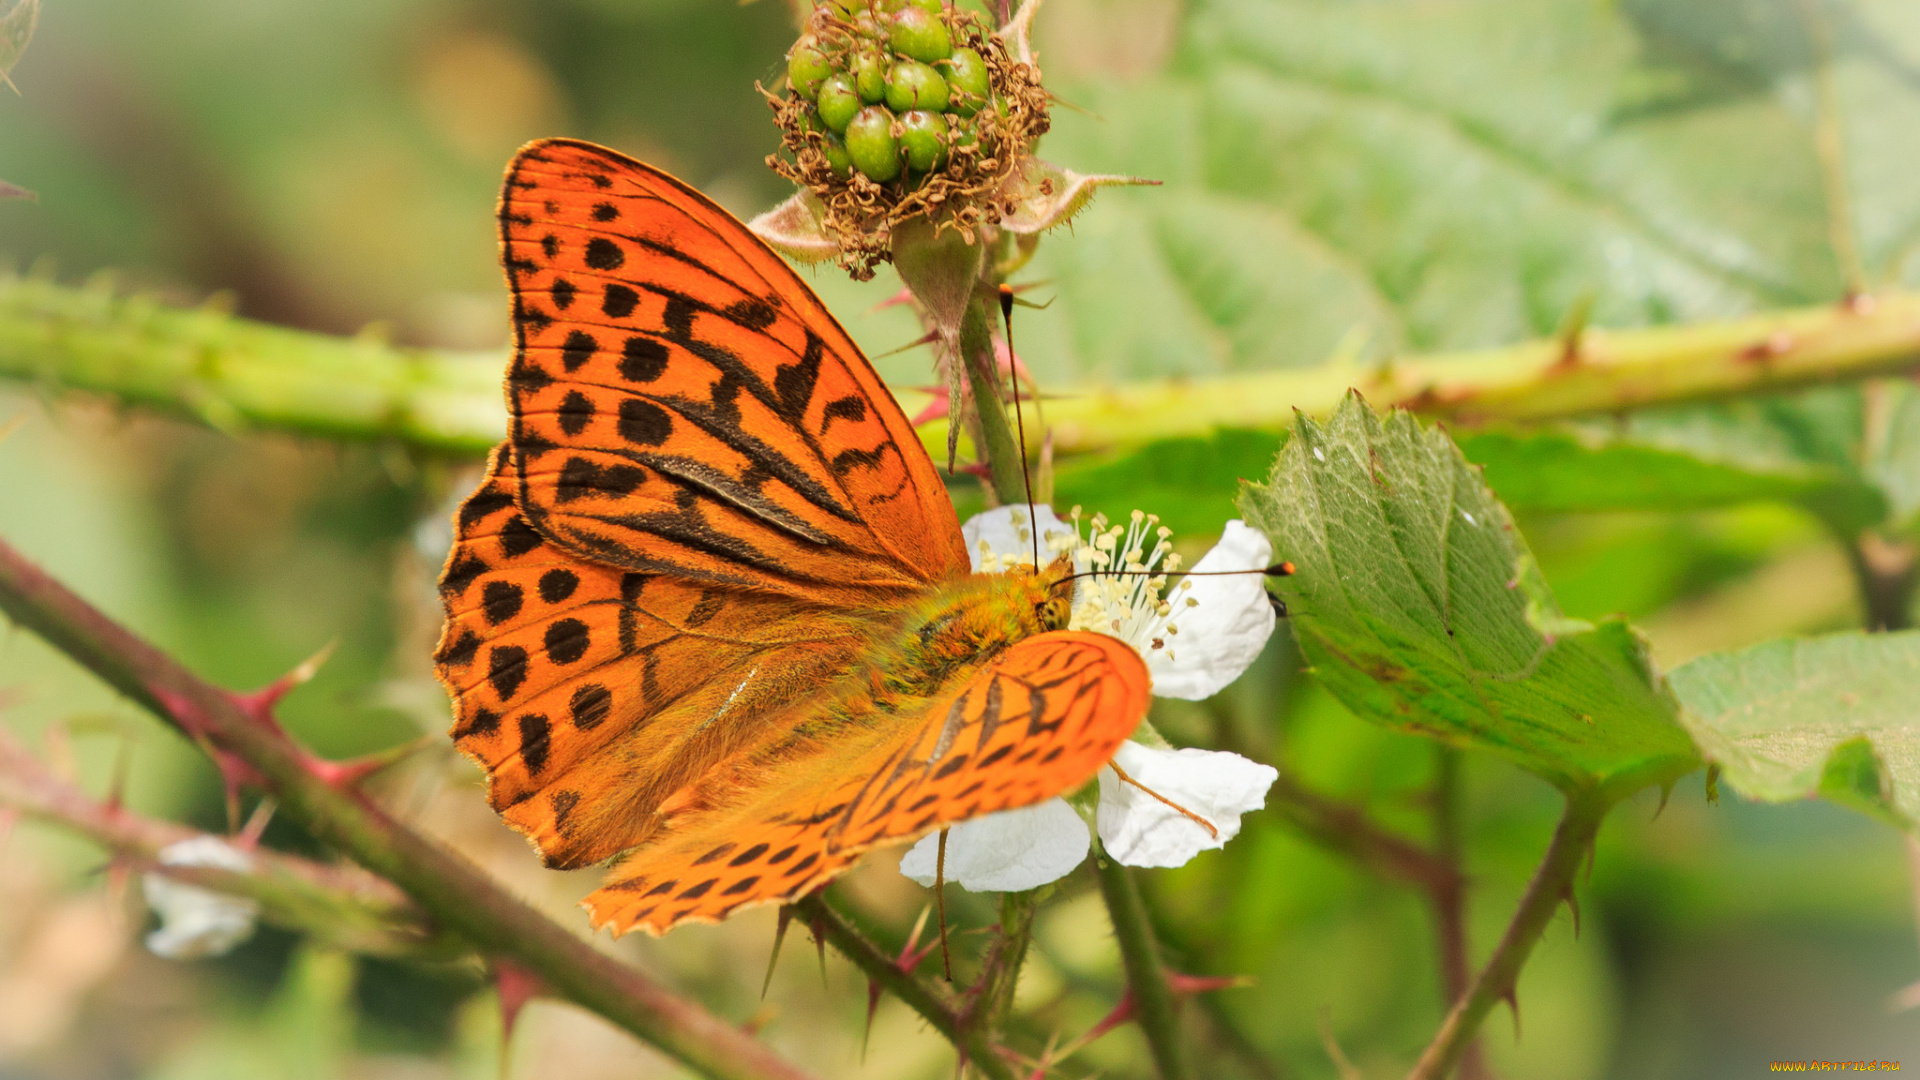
935 827 955 981
1061 561 1297 588
998 284 1040 568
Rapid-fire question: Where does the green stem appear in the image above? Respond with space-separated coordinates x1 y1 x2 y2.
0 537 819 1080
15 273 1920 468
1405 788 1610 1080
1094 844 1192 1080
972 890 1039 1027
959 297 1029 506
790 894 1018 1080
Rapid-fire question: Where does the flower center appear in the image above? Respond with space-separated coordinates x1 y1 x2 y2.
973 507 1196 661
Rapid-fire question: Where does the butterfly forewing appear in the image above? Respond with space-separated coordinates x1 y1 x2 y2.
499 140 967 602
438 451 866 869
586 631 1150 935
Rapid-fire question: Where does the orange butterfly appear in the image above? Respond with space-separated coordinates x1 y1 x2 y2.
433 139 1150 936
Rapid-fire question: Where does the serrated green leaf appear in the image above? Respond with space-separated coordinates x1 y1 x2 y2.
1670 630 1920 831
1239 395 1699 795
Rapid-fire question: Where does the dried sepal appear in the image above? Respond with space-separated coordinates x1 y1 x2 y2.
747 190 839 264
997 157 1158 236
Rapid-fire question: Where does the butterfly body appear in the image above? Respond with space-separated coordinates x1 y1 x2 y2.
435 139 1148 935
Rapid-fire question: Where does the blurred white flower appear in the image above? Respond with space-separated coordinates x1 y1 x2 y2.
901 505 1280 892
142 836 260 959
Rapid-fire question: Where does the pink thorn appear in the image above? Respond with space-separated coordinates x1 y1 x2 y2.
494 957 546 1045
1085 990 1137 1043
300 753 386 790
872 286 916 312
1167 972 1249 995
911 389 951 427
991 338 1035 384
864 977 883 1044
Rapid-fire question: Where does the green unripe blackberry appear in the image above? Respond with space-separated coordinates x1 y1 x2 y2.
852 48 888 103
816 73 861 132
887 8 951 63
845 106 902 181
943 48 990 116
822 134 854 179
886 60 949 113
904 0 944 12
898 110 949 172
787 41 832 99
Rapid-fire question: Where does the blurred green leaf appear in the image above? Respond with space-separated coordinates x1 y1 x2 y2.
0 0 36 86
1671 629 1920 831
1051 428 1279 538
1458 395 1889 531
1025 0 1920 383
1240 395 1699 793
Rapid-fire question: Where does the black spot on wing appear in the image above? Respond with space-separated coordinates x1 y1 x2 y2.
585 237 624 270
561 330 598 372
603 284 639 319
538 568 580 603
557 391 595 436
489 645 529 701
519 713 551 774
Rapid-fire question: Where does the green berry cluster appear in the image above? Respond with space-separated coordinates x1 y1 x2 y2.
766 0 1051 275
785 0 997 183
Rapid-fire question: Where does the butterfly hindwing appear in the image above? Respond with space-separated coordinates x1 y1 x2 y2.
498 139 968 602
585 631 1151 935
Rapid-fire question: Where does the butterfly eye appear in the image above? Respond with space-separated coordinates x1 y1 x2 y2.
1038 596 1071 630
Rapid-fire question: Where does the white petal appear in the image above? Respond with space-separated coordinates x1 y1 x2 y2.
1148 520 1276 700
143 837 261 959
898 798 1090 892
961 504 1071 572
1096 742 1278 869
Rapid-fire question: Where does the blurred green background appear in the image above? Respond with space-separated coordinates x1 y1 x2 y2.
2 0 1919 1078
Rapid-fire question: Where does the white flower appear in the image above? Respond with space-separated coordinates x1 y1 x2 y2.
897 799 1088 891
901 505 1281 892
142 837 260 959
1096 741 1276 868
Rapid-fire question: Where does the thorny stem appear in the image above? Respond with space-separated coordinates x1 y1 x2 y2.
0 733 456 959
1267 775 1461 897
1133 874 1285 1080
1406 788 1610 1080
1428 747 1489 1080
0 538 820 1080
1843 530 1917 631
1095 840 1193 1080
11 272 1920 469
974 890 1039 1027
790 893 1018 1080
